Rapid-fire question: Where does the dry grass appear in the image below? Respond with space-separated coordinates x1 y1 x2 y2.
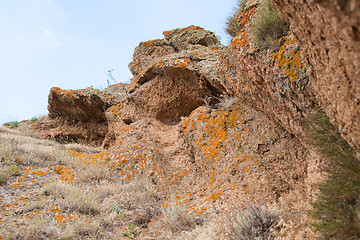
230 205 279 240
0 164 21 183
225 0 249 37
162 202 196 233
308 110 360 239
249 1 289 50
42 182 100 215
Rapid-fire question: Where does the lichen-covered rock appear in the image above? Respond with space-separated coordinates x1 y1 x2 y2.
128 39 176 76
163 25 220 51
270 0 360 151
125 26 227 125
218 6 316 141
33 87 119 146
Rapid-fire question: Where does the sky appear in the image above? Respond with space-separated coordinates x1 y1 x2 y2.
0 0 237 124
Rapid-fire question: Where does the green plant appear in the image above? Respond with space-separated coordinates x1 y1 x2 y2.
112 203 127 216
249 1 289 50
309 110 360 239
122 223 137 238
232 205 279 240
225 0 249 37
8 121 19 128
30 117 39 123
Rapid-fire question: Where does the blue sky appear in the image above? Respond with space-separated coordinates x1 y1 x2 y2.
0 0 237 124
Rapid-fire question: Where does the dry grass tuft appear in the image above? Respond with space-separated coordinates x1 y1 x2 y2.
249 1 289 50
231 205 279 240
42 182 100 215
162 202 196 233
225 0 249 37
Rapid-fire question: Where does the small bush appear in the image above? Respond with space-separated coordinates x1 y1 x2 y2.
225 0 249 37
250 1 289 50
30 117 39 123
7 121 19 128
232 205 279 240
309 110 360 239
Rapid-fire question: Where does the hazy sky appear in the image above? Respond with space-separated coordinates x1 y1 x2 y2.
0 0 237 124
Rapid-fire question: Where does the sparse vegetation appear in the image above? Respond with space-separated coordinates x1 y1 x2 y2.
231 205 279 240
30 117 39 123
162 202 196 233
225 0 249 37
249 1 289 50
7 121 19 128
0 164 21 183
309 110 360 239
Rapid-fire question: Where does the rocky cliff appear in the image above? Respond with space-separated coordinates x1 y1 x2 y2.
270 0 360 153
6 1 357 239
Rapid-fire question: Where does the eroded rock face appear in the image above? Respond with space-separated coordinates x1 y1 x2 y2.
128 39 175 77
270 0 360 151
217 5 317 141
125 26 226 125
34 87 119 146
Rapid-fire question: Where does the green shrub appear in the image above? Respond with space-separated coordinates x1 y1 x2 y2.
309 110 360 239
225 0 249 37
30 117 39 123
250 1 289 50
8 121 19 128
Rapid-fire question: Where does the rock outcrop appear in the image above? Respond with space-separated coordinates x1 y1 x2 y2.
33 87 119 146
26 7 358 236
270 0 360 152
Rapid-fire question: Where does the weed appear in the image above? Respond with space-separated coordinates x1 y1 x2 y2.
309 110 360 239
225 0 250 37
231 205 279 240
249 1 289 50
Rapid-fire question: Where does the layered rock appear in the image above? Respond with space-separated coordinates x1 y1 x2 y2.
33 87 119 146
270 0 360 151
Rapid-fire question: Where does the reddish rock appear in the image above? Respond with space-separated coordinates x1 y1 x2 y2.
270 0 360 151
163 25 220 51
33 87 119 147
128 39 175 77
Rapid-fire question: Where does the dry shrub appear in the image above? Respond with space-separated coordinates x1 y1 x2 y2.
163 202 196 233
216 95 238 111
75 162 112 182
225 0 249 37
231 205 279 240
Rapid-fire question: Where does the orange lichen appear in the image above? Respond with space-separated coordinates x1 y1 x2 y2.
54 165 74 182
271 34 304 81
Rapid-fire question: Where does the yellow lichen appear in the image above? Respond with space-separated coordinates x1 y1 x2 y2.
271 34 304 81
